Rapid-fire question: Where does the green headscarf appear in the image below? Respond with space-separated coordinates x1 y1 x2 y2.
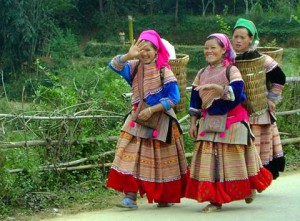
234 18 259 43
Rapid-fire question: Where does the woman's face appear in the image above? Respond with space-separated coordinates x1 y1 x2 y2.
204 38 226 66
232 28 252 53
138 41 157 64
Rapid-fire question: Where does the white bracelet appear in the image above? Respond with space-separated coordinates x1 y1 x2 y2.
148 107 152 114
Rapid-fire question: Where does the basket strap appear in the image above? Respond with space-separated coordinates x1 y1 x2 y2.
226 64 232 81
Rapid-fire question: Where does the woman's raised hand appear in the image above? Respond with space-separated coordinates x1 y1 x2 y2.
127 39 147 60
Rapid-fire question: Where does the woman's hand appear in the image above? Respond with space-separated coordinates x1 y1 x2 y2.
123 39 147 61
189 123 198 139
138 107 153 121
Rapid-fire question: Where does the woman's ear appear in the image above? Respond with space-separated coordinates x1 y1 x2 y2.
222 48 226 56
250 36 254 44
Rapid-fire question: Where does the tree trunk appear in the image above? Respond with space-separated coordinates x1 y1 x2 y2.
99 0 104 16
201 0 213 16
175 0 179 26
234 0 236 15
244 0 249 15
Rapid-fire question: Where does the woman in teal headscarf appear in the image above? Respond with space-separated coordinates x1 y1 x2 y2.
232 18 286 180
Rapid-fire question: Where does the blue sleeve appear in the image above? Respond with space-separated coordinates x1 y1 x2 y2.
207 80 246 115
160 82 179 110
144 82 180 111
163 82 180 104
187 87 202 117
190 87 202 110
108 59 133 86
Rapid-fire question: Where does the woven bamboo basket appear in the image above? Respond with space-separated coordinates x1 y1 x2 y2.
257 47 283 64
234 55 268 115
169 54 190 112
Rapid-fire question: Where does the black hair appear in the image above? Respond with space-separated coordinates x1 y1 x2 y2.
206 36 225 49
143 40 157 50
233 26 253 38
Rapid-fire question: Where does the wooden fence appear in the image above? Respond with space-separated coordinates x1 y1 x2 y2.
1 77 300 173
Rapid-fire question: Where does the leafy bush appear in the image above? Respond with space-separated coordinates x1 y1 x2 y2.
0 58 131 215
45 28 82 69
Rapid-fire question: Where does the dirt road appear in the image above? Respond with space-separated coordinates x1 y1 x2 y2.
44 171 300 221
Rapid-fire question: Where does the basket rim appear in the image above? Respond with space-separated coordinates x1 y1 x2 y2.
257 47 283 52
234 54 266 63
169 53 189 61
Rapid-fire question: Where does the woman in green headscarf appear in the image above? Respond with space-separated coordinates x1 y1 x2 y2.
232 18 286 181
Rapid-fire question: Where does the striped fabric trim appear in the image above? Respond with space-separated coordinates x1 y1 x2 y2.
111 165 184 183
265 55 278 73
111 122 188 184
131 62 177 105
251 123 284 166
111 55 127 71
193 66 230 109
189 141 266 182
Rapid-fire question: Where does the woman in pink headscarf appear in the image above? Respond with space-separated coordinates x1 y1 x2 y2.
106 30 188 208
185 33 272 212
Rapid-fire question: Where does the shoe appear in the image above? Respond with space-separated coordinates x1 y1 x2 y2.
117 198 138 209
202 203 222 213
157 203 174 207
245 189 256 204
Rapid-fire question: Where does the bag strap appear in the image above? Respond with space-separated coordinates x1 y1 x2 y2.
131 63 144 120
132 62 165 118
131 61 140 81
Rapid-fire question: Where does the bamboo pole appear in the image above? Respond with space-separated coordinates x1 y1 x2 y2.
8 152 193 173
276 109 300 116
2 130 300 149
8 150 115 173
7 136 300 173
0 114 123 120
0 136 118 148
122 76 300 98
286 77 300 82
281 137 300 145
128 15 134 45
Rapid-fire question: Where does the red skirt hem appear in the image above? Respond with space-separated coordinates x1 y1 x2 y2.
107 168 189 203
185 168 272 204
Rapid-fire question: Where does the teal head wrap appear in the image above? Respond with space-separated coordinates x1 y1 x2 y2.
234 18 259 45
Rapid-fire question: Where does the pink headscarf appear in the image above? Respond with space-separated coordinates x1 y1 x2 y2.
138 30 170 69
207 33 236 67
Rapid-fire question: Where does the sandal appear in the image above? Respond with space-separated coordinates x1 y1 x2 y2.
202 203 222 213
117 197 138 209
245 189 256 204
157 203 174 208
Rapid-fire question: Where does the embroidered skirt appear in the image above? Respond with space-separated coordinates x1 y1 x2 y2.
185 140 273 204
106 122 189 203
251 123 285 179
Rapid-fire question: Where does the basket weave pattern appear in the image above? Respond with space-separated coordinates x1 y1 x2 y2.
235 56 267 115
169 54 189 112
257 47 283 64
